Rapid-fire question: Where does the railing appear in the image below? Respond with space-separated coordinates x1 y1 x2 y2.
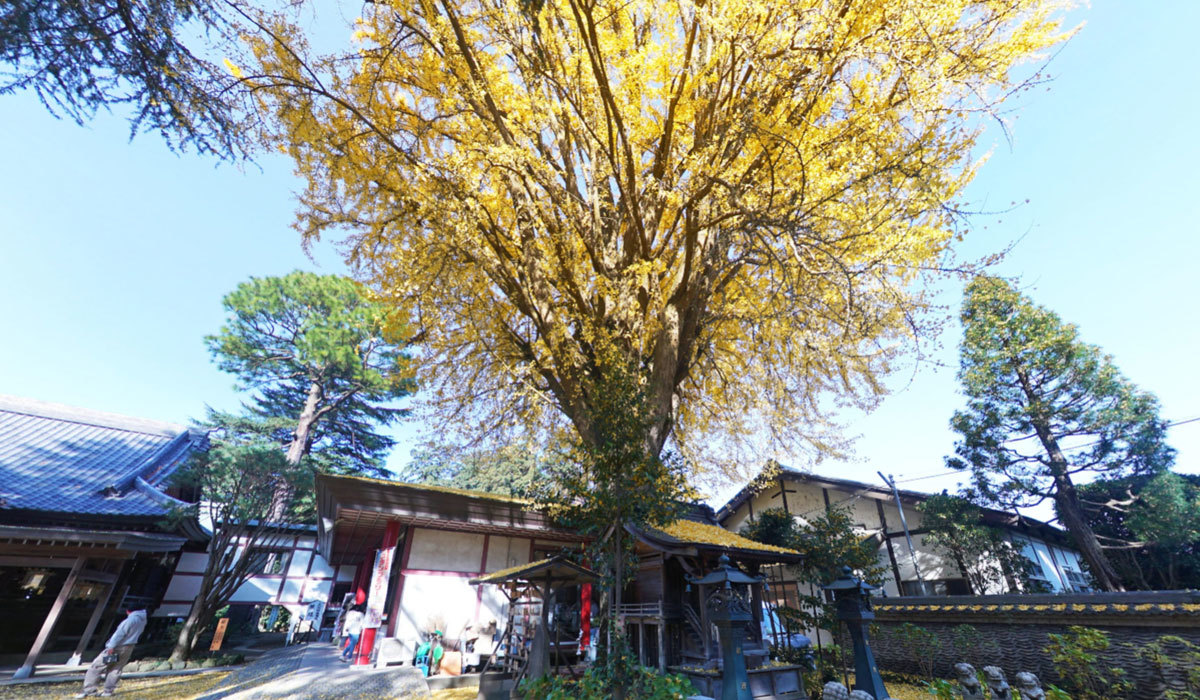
617 602 663 618
682 602 704 641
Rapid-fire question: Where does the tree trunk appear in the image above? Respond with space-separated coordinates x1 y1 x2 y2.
1017 373 1127 592
270 381 323 518
612 524 627 700
286 381 323 465
168 594 210 663
1053 479 1125 592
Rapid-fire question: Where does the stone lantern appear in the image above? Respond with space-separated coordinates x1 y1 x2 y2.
822 566 890 700
688 554 761 700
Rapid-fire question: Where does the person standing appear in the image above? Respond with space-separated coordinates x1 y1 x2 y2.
76 607 148 697
339 604 365 662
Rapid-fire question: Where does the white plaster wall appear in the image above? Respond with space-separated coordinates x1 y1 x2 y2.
892 532 957 583
725 478 920 537
408 529 486 572
479 584 510 629
393 574 480 660
176 552 208 573
157 602 191 618
486 536 532 572
230 577 281 602
159 541 338 619
163 574 202 601
305 578 333 605
279 578 303 604
309 553 335 579
288 550 312 577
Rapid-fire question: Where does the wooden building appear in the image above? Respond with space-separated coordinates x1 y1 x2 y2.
622 505 802 672
315 471 805 694
717 464 1093 599
0 395 205 678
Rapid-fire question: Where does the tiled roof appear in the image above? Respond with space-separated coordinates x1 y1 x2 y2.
0 395 203 518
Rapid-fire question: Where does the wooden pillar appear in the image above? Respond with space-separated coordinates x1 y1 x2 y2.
637 620 645 666
527 573 552 680
876 499 903 593
656 620 666 672
13 557 85 679
67 582 115 666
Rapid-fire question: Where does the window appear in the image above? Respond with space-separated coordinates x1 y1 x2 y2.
900 578 970 596
1064 569 1092 592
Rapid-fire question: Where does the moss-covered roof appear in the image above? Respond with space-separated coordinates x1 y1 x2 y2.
655 519 799 554
470 555 599 585
328 473 530 505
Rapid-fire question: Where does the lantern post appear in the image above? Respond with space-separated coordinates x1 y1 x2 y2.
822 566 890 700
688 554 760 700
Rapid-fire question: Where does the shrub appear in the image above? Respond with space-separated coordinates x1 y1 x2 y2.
1134 635 1200 700
923 678 956 699
1044 626 1131 700
520 667 695 699
893 623 942 680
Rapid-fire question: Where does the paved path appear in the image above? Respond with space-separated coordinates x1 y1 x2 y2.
197 643 432 700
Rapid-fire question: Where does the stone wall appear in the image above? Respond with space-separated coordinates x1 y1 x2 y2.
866 590 1200 699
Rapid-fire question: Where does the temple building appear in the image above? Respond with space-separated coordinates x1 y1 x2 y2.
717 464 1092 598
0 395 205 678
314 472 808 697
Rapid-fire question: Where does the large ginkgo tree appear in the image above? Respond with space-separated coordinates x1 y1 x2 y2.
233 0 1070 481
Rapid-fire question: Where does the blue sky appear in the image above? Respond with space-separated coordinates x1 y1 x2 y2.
1 1 1196 514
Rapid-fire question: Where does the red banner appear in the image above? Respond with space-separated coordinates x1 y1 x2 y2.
364 545 395 629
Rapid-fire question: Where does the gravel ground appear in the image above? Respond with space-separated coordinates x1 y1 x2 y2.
0 671 232 700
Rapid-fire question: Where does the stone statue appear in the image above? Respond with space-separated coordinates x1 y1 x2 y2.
983 666 1011 700
955 662 986 700
821 681 893 700
1014 672 1046 700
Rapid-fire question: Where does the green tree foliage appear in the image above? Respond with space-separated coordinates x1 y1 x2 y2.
893 622 941 680
742 504 885 667
521 666 695 700
1045 626 1132 700
742 506 885 587
948 276 1175 591
207 271 413 477
0 0 245 157
166 431 313 662
534 341 690 698
1075 471 1200 590
400 442 557 498
1134 635 1200 700
917 492 1039 594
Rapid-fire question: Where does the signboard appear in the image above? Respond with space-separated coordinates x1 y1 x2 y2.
209 617 230 651
364 545 395 629
305 599 325 623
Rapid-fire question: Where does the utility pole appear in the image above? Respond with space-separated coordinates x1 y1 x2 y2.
878 472 927 596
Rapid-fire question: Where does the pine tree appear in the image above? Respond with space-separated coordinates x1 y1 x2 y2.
948 276 1174 591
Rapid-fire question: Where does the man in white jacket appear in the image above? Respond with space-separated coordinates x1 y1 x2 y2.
77 608 148 697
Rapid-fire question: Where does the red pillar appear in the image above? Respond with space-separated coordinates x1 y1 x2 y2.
356 520 401 666
353 553 371 605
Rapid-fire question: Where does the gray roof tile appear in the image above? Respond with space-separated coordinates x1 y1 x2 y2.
0 395 203 518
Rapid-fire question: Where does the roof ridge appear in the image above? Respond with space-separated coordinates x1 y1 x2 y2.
0 394 186 438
